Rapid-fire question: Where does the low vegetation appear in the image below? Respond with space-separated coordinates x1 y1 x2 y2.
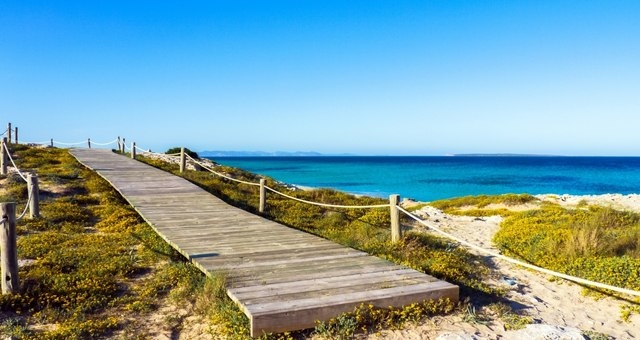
493 203 640 318
136 153 500 337
0 144 211 338
429 194 539 217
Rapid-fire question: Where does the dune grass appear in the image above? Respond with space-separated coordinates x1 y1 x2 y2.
493 203 640 318
428 194 539 217
0 144 211 338
135 153 501 337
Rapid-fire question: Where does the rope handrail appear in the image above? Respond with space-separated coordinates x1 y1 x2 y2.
2 142 34 220
264 186 390 209
396 206 640 297
185 154 260 186
16 190 32 221
184 154 390 208
90 138 119 146
18 140 51 145
134 145 151 153
3 142 28 181
53 140 87 146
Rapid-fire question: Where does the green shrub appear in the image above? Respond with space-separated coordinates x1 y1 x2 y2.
493 204 640 299
165 147 199 159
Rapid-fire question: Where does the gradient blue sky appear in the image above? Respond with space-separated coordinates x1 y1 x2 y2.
2 1 639 155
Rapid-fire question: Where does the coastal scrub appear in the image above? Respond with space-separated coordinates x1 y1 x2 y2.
0 144 209 338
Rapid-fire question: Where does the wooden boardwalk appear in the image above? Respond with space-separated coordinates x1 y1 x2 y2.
70 149 458 336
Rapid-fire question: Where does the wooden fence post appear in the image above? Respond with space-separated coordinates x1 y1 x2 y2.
259 179 266 213
6 123 10 144
131 142 136 159
87 138 91 149
14 127 18 144
390 194 401 242
50 138 53 148
122 138 126 153
1 202 18 294
27 173 40 218
117 136 121 152
1 137 7 176
179 147 186 173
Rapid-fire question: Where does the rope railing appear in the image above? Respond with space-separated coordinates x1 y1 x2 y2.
133 144 152 153
53 140 87 146
6 124 638 299
184 153 391 208
89 138 119 146
3 142 27 182
18 140 52 145
1 142 37 221
185 154 260 186
264 186 390 209
396 206 640 297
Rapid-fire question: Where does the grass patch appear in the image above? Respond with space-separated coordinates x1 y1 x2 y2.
430 194 539 216
0 145 209 338
135 154 500 337
493 203 640 317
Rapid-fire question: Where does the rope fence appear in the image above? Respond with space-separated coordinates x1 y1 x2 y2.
264 186 390 209
179 146 640 297
4 121 639 298
1 142 39 222
396 206 640 297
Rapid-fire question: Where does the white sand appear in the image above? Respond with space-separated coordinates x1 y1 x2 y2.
369 194 640 339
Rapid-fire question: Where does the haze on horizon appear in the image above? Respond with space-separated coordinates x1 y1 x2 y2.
2 1 639 156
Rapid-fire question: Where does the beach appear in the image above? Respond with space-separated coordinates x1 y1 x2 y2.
379 194 640 339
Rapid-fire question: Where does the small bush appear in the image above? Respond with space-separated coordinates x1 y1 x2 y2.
165 147 199 159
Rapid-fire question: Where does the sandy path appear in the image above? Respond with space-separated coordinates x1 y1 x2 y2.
371 195 640 339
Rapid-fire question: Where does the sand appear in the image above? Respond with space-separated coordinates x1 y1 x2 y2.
372 194 640 339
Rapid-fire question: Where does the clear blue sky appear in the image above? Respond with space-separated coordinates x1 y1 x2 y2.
1 1 639 155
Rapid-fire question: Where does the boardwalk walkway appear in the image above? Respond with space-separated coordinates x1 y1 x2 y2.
70 149 458 336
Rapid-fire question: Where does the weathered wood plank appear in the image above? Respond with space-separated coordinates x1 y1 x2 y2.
69 148 459 337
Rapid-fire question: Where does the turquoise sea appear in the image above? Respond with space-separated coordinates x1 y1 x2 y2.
209 156 640 202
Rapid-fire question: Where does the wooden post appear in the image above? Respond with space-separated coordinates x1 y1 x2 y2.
179 147 186 173
1 137 7 176
87 138 91 149
122 138 126 153
117 136 121 152
27 174 40 218
50 138 54 148
6 123 10 144
259 179 266 213
1 202 18 294
131 142 136 159
390 194 401 242
14 127 18 144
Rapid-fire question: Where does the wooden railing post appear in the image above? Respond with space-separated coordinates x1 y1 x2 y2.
122 138 126 153
14 127 18 144
1 137 7 176
87 138 91 149
117 136 121 152
27 173 40 218
6 123 11 144
1 202 18 294
179 147 186 173
259 179 266 213
131 142 136 159
390 194 401 242
50 138 54 148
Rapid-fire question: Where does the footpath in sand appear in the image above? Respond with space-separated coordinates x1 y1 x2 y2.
368 194 639 339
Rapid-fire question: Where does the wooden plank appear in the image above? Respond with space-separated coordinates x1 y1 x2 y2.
69 149 459 337
249 283 458 335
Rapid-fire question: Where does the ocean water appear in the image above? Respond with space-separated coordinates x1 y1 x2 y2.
209 156 640 202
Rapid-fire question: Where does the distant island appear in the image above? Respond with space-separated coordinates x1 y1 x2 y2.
200 151 326 157
200 151 563 157
453 153 561 157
